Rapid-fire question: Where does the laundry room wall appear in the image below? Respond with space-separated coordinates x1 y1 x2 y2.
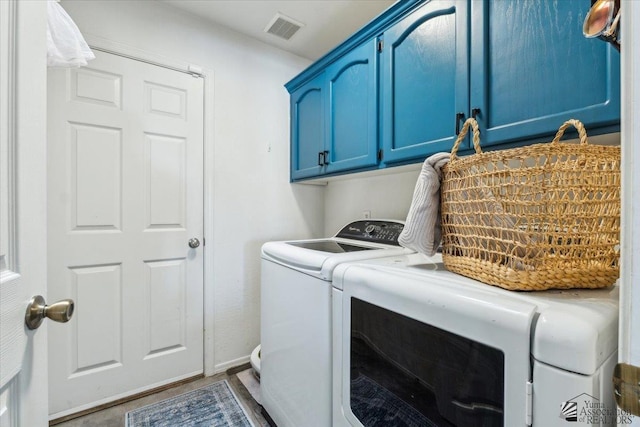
60 0 324 372
323 168 420 234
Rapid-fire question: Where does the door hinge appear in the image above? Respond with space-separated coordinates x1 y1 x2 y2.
613 363 640 416
377 40 384 52
525 381 533 426
203 237 205 246
377 149 383 161
187 64 203 78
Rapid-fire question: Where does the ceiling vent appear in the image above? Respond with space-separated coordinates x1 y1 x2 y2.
264 13 304 41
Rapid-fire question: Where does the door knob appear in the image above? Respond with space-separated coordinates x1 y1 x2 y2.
25 295 74 330
188 238 200 248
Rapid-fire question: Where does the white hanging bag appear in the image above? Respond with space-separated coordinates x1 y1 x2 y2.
47 0 95 67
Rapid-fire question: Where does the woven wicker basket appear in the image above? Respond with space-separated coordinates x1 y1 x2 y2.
440 118 620 291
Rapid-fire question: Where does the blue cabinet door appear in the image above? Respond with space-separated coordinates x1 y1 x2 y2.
381 0 469 165
470 0 620 147
290 73 325 180
324 40 379 174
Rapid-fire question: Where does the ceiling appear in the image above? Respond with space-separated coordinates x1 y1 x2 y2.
161 0 397 60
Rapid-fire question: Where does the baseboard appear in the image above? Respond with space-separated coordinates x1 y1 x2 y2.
215 355 250 374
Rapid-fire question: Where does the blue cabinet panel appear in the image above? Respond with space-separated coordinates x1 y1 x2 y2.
286 0 620 181
290 73 325 180
470 0 620 146
325 40 378 174
381 0 469 164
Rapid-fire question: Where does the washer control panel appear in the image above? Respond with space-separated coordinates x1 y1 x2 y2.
335 220 404 246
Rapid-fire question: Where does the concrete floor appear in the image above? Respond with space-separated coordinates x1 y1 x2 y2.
51 364 269 427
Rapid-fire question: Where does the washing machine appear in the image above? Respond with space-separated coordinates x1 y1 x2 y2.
260 220 412 427
331 253 620 427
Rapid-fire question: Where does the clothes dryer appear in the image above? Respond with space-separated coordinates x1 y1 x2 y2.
331 253 620 427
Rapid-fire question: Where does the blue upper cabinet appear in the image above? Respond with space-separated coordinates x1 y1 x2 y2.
381 0 469 164
470 0 620 147
325 40 379 174
286 0 620 181
289 42 378 179
290 72 325 180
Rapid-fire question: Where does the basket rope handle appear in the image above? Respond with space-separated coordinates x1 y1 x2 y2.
551 119 588 145
450 117 481 161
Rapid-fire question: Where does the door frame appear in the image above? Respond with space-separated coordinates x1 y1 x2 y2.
1 0 49 425
620 1 639 380
72 34 217 377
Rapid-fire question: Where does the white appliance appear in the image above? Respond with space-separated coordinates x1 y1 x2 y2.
260 220 412 427
332 253 620 427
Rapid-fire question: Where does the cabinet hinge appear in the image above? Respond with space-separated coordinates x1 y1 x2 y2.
526 381 533 426
377 40 384 52
614 363 640 416
377 149 383 161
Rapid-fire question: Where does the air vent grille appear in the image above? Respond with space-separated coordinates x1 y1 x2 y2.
264 13 304 40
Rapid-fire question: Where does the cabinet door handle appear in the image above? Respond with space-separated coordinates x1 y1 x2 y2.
323 150 329 165
472 108 481 120
318 151 324 166
455 112 465 135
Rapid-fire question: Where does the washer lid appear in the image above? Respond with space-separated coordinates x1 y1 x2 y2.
260 219 410 280
261 240 331 273
287 240 375 253
261 239 412 280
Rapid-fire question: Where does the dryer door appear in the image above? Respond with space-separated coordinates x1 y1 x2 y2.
338 265 538 427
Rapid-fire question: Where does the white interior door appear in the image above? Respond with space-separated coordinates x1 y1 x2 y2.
47 49 205 418
0 0 49 426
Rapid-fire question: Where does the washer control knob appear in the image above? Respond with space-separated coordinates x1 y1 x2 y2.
365 225 376 234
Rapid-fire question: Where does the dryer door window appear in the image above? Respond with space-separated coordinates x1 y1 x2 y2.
350 298 505 427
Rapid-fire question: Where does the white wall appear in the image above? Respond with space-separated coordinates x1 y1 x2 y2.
60 0 325 371
323 168 420 233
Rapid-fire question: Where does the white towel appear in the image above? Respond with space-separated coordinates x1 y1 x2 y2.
47 0 95 68
399 152 450 256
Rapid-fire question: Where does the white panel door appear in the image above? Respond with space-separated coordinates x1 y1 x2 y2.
0 0 49 426
47 50 204 417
